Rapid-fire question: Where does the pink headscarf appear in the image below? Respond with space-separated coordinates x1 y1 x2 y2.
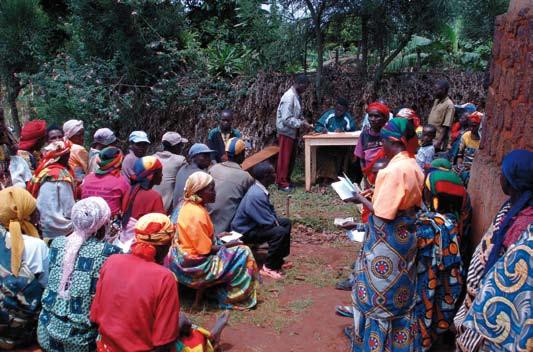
58 197 111 298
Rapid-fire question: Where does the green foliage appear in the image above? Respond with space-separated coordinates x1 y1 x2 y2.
0 0 49 77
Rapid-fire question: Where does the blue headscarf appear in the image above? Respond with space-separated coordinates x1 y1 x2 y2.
485 149 533 273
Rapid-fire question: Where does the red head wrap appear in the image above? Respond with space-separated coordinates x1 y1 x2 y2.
396 108 421 128
19 120 46 150
366 102 390 117
468 111 483 125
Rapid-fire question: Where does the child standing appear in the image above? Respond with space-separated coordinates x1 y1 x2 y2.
416 125 437 170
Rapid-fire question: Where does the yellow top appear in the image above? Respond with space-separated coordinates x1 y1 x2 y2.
177 201 214 256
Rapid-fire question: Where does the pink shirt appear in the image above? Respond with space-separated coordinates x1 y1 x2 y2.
81 173 131 215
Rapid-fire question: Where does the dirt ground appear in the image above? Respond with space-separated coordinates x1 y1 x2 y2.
187 242 357 352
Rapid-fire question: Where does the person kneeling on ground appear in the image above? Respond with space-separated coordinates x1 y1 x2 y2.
90 213 180 352
168 171 258 310
231 161 292 280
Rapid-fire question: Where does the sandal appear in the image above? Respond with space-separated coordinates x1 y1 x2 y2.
260 265 284 280
335 305 354 318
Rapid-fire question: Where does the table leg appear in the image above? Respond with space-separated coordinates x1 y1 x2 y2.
305 141 311 191
310 145 317 189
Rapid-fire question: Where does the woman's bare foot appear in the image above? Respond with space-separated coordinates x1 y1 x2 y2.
260 265 284 279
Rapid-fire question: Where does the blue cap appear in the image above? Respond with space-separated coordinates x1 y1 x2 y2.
188 143 215 158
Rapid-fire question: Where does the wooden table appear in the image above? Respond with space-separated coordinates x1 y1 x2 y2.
302 131 360 191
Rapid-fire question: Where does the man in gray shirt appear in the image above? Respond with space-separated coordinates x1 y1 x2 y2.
172 143 213 207
208 137 254 234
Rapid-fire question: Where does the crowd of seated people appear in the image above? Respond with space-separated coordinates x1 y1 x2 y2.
0 75 530 352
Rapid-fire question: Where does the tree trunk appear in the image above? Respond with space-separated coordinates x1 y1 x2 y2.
315 27 324 104
371 32 413 95
7 81 22 136
361 15 369 77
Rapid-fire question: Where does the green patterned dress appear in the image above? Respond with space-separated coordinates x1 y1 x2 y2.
37 236 121 352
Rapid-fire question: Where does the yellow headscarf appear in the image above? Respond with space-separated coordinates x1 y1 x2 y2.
0 187 39 276
183 171 213 204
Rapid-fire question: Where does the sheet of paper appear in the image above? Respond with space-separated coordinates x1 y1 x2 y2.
346 230 365 242
220 231 243 243
334 217 355 226
331 180 354 200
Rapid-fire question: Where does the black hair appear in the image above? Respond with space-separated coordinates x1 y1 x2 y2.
336 97 349 108
250 161 274 180
47 124 63 134
295 74 310 85
435 79 450 92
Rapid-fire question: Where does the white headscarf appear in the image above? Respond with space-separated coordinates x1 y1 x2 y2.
58 197 111 298
63 119 84 139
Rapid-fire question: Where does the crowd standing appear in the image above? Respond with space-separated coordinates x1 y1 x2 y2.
0 74 530 352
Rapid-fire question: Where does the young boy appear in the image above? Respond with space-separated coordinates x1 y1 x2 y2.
176 312 230 352
416 125 437 170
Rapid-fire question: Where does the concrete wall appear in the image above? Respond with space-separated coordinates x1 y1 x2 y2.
468 0 532 244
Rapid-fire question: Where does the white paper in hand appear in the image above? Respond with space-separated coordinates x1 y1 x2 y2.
220 231 243 243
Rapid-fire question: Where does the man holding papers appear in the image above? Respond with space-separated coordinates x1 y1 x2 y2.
232 162 292 280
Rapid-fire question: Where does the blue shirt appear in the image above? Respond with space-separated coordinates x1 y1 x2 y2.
231 182 277 234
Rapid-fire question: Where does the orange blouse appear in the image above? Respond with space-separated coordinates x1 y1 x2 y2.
372 151 424 220
177 201 214 256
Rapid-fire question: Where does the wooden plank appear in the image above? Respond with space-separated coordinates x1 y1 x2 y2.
242 145 280 171
305 140 312 191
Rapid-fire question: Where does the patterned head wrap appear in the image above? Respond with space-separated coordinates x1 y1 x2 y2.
486 150 533 273
225 137 246 159
131 213 174 262
59 197 111 298
19 120 46 150
0 187 39 276
183 171 213 204
96 147 123 176
425 170 466 213
41 140 72 166
396 108 421 128
366 102 390 117
381 118 418 156
62 119 84 139
468 111 483 125
131 156 162 189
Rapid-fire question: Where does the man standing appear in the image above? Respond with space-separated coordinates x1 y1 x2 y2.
232 161 291 279
122 131 151 179
172 143 214 206
153 132 188 212
208 109 241 163
275 75 311 192
208 137 254 234
428 79 455 151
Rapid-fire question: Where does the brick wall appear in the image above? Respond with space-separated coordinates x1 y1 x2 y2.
468 0 532 244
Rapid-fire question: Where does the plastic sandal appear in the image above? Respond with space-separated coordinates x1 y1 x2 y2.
335 305 354 318
260 265 284 280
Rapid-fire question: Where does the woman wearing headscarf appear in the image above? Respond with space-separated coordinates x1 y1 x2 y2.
90 213 179 352
38 197 121 352
63 119 89 182
169 171 258 310
454 149 533 352
17 119 47 172
0 187 49 349
453 111 482 186
81 147 130 217
413 167 466 350
29 140 76 240
117 156 165 251
344 118 425 351
462 224 532 351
